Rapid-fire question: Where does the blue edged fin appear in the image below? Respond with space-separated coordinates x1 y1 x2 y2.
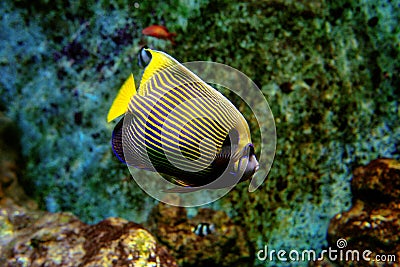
111 118 126 163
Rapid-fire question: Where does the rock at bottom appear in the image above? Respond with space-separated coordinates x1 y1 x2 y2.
327 159 400 267
0 201 177 267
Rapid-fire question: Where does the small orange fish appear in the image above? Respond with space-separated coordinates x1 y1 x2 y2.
142 25 177 45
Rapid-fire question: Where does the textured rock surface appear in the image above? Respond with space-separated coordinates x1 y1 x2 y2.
327 159 400 266
147 202 254 267
0 206 177 267
0 114 177 267
351 158 400 202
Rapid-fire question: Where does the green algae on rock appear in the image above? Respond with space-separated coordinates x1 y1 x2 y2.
175 2 399 265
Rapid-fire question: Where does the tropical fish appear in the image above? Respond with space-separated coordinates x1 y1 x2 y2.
142 25 176 44
192 223 215 237
107 47 259 192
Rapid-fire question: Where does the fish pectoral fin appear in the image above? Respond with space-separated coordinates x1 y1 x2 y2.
107 73 136 123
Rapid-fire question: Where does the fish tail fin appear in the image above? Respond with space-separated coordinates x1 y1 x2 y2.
107 73 136 123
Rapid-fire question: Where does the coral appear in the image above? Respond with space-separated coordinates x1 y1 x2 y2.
328 159 400 266
146 202 254 267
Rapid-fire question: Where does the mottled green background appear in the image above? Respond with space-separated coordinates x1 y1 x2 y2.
0 0 398 266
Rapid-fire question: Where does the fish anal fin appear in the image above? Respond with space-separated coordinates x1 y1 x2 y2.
107 74 136 123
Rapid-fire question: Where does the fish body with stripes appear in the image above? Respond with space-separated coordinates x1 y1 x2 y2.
107 48 259 192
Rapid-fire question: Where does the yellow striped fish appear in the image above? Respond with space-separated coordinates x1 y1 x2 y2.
107 47 259 192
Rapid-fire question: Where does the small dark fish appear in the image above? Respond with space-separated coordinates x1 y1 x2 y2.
193 223 215 237
142 25 177 44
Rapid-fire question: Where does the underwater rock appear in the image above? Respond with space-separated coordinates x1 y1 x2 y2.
0 204 177 266
327 159 400 266
351 158 400 202
0 113 37 210
147 202 254 267
0 114 177 267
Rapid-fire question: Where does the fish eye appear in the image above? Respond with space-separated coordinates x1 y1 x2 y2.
138 46 152 68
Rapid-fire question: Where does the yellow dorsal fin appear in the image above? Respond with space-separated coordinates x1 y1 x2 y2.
107 73 136 123
138 49 179 94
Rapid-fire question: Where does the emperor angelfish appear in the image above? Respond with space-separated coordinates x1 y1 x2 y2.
107 47 259 192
